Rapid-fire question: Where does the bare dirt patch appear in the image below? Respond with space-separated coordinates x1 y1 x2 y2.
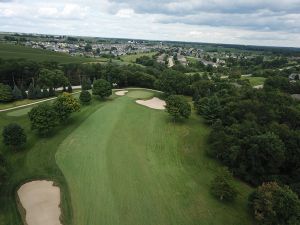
136 97 166 110
115 90 128 96
17 180 62 225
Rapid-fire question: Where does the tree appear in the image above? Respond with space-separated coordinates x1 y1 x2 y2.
28 104 58 136
12 85 22 100
53 93 80 122
79 90 91 104
42 88 49 98
195 95 222 124
0 153 8 189
165 95 191 120
27 83 36 99
67 83 73 93
49 87 55 97
20 85 27 99
2 123 26 150
35 85 43 99
85 43 92 52
38 69 69 89
92 79 112 98
211 167 238 202
0 83 13 102
249 182 300 225
264 76 291 93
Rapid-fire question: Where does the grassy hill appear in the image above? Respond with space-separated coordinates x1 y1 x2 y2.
0 43 107 64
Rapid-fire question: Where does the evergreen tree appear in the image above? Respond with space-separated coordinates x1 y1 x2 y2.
67 83 73 93
49 87 55 97
20 84 27 99
27 83 36 99
35 85 43 99
12 85 22 100
42 88 49 98
0 83 13 102
79 90 91 104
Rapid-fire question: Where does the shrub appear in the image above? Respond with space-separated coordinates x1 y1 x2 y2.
80 90 91 104
2 123 27 150
28 103 58 136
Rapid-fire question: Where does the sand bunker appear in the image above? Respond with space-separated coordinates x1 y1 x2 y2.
17 180 62 225
136 97 166 110
115 90 128 96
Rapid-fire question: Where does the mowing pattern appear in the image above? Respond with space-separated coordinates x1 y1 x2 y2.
55 91 254 225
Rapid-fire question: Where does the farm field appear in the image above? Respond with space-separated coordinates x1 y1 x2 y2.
0 43 107 64
0 89 255 225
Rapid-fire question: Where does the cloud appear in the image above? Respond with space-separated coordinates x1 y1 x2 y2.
0 0 299 47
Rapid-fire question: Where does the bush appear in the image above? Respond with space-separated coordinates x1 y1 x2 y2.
165 95 191 120
92 79 112 98
53 93 80 122
79 90 91 104
211 167 238 202
2 123 27 150
0 83 13 102
28 103 58 136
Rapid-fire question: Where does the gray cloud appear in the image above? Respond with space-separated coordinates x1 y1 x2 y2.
0 0 300 47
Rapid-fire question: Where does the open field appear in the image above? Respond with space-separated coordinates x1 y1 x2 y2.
241 76 266 86
0 43 107 64
0 89 255 225
120 52 156 63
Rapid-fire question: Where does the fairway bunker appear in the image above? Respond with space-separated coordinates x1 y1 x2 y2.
115 90 128 96
136 97 166 110
17 180 62 225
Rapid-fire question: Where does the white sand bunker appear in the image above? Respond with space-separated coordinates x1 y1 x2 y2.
115 90 128 96
18 180 62 225
136 97 166 110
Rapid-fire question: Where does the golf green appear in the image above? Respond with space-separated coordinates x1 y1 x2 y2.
55 90 254 225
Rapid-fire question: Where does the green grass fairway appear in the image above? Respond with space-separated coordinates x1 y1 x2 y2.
55 90 254 225
120 52 156 63
125 89 156 99
241 76 266 86
0 43 107 64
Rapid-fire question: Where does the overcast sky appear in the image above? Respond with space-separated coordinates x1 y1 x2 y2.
0 0 300 47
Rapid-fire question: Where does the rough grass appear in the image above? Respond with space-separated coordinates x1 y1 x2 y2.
0 43 107 64
6 107 33 117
